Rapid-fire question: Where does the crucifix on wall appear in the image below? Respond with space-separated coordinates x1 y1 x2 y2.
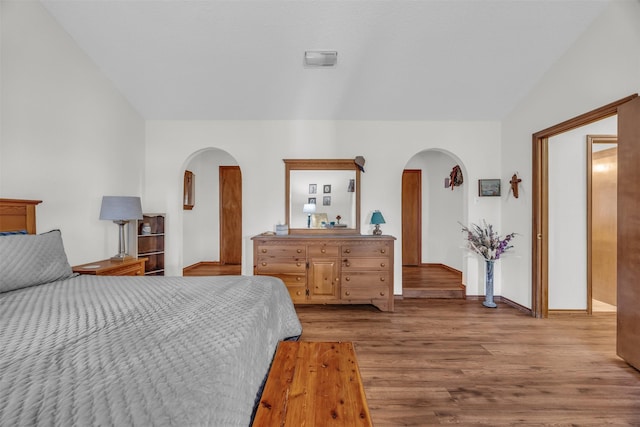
509 173 522 198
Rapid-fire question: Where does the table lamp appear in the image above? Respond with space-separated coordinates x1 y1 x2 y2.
99 196 143 259
370 210 386 235
303 203 316 228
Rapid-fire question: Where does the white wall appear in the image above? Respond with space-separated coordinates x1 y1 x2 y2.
182 148 237 267
548 116 617 310
501 0 640 308
406 150 465 271
0 1 145 264
145 120 502 295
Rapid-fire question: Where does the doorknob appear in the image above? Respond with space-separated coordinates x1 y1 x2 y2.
537 234 542 240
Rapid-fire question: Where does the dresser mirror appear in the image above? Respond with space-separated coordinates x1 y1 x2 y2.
284 159 361 234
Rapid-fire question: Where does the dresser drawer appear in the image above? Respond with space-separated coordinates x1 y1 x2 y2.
342 283 390 300
341 244 390 257
308 245 340 257
272 274 307 287
342 271 389 286
257 245 306 258
256 259 306 274
286 284 307 303
342 257 390 271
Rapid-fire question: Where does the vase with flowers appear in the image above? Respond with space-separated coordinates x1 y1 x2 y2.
461 221 516 308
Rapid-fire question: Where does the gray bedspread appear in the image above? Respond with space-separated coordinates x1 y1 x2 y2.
0 274 302 426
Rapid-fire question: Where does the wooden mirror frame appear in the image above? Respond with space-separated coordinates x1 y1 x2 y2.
284 159 361 235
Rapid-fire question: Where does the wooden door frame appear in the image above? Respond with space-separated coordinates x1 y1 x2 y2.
586 135 618 315
532 94 637 318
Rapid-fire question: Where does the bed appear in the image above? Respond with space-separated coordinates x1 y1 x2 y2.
0 199 302 426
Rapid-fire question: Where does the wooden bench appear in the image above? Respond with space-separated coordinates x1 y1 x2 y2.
253 341 372 426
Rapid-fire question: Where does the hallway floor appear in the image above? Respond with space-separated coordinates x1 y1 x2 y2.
183 262 241 276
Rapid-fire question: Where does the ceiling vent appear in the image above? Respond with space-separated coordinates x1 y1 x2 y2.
304 51 337 68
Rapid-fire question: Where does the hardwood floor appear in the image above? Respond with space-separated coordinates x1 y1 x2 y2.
403 264 465 299
295 299 640 426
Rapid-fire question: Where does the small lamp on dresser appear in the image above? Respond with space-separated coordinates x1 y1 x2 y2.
99 196 143 260
370 210 386 235
303 203 316 228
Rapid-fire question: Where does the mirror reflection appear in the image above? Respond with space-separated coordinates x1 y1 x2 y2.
285 159 361 234
289 170 356 229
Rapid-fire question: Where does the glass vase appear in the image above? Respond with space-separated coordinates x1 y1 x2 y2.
483 259 497 308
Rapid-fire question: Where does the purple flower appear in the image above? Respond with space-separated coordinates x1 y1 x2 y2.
460 221 516 260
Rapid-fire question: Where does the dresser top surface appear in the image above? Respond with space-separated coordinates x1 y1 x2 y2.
252 233 395 241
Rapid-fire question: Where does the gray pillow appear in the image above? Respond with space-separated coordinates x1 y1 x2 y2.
0 229 75 293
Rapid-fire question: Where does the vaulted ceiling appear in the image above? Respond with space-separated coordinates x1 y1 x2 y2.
40 0 611 120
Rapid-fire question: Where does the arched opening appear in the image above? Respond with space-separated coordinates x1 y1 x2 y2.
182 148 242 275
402 149 466 298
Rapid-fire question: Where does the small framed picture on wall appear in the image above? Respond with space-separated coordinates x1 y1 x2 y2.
309 184 317 194
308 197 316 204
478 179 501 197
323 185 332 194
323 196 331 206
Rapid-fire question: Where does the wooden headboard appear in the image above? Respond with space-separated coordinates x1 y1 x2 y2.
0 198 42 234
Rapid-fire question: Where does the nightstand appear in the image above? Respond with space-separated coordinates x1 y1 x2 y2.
72 258 148 276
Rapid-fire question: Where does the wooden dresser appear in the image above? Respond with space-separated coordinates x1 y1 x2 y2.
252 234 395 312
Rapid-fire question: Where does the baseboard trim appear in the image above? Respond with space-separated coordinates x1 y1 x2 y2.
466 295 532 315
549 309 589 315
498 296 532 315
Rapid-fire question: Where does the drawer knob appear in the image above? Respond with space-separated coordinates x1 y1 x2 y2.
296 291 302 295
296 262 302 267
261 249 267 253
296 276 301 281
321 249 326 253
379 291 385 296
380 249 386 254
261 262 267 266
380 263 386 268
345 291 351 296
380 277 385 281
344 249 351 254
345 277 351 282
297 249 302 253
345 262 351 267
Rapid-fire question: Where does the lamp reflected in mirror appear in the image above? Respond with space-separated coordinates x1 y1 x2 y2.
303 203 316 228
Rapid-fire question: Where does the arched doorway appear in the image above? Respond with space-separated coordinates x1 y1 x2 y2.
402 149 466 298
182 148 242 274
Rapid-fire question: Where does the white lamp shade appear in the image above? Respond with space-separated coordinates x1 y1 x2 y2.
99 196 143 221
303 203 317 214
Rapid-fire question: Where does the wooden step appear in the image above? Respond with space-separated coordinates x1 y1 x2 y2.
402 264 465 299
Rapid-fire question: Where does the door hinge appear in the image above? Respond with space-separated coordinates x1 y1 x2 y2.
305 289 309 296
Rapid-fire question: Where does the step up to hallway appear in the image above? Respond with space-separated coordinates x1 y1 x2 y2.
402 264 465 299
